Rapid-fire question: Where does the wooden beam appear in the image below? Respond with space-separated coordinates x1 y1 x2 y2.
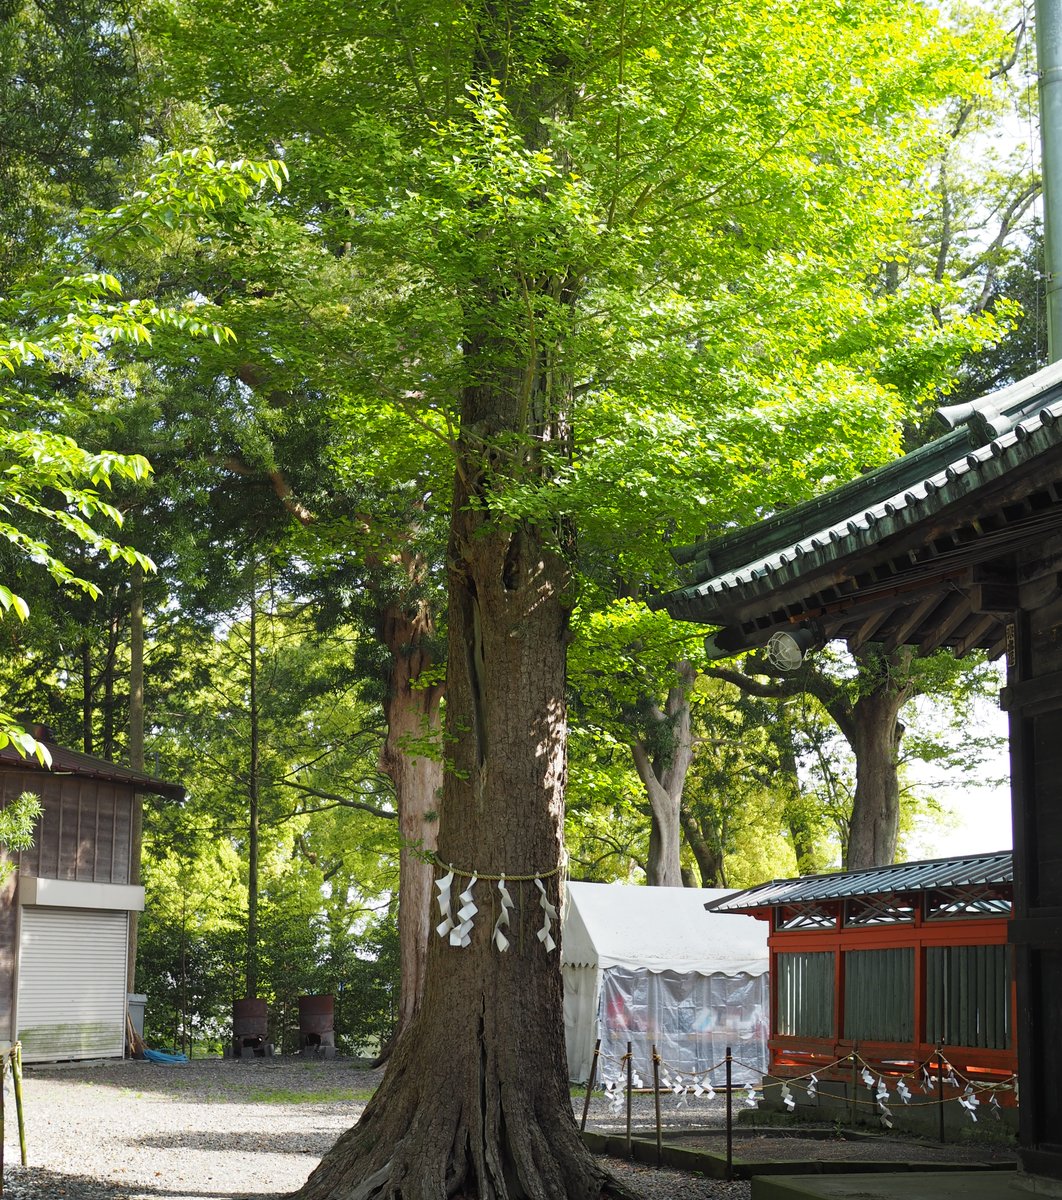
919 595 973 655
849 607 893 651
1000 668 1062 713
954 613 998 659
1020 571 1062 611
970 582 1019 613
882 592 944 653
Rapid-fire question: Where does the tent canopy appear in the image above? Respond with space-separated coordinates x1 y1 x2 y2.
561 881 768 975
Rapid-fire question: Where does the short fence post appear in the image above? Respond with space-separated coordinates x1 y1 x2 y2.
850 1052 858 1129
625 1041 633 1160
652 1044 662 1167
0 1049 6 1197
580 1039 601 1133
937 1050 945 1144
13 1044 25 1168
725 1045 733 1182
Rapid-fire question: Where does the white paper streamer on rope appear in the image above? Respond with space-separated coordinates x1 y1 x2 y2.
990 1094 1002 1120
897 1079 912 1105
879 1102 893 1130
921 1066 935 1092
959 1086 980 1122
493 877 515 951
806 1074 818 1100
632 1071 644 1089
745 1085 761 1109
435 870 456 940
450 875 478 947
875 1077 890 1104
781 1083 795 1112
945 1066 960 1089
535 877 558 952
861 1066 876 1090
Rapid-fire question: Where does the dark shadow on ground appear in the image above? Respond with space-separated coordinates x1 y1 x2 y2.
131 1130 334 1156
4 1164 292 1200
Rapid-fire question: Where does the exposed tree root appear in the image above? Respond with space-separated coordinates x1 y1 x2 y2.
292 1002 619 1200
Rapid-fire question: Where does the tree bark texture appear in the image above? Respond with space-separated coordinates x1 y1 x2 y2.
679 808 724 886
296 493 611 1200
630 661 696 886
377 591 444 1042
843 684 906 870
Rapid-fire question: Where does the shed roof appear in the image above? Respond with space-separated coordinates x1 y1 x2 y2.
707 849 1012 913
562 881 768 976
654 359 1062 658
0 740 184 800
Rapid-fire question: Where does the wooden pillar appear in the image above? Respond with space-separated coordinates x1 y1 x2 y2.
1004 605 1062 1179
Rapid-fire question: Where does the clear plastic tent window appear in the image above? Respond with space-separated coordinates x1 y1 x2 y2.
599 966 769 1086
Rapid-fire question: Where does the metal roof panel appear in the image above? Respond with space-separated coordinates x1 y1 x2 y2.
707 850 1013 911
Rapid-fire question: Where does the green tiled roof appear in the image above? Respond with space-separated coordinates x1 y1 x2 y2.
654 359 1062 655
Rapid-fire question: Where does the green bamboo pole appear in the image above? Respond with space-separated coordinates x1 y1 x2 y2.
1 1049 7 1197
13 1044 26 1166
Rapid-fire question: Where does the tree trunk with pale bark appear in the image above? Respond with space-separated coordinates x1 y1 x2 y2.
377 593 443 1043
630 660 696 886
843 671 908 870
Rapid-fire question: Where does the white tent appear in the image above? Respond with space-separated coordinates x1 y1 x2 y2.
562 882 769 1085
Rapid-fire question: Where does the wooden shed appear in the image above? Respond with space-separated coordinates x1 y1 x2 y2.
0 728 182 1062
652 357 1062 1180
708 851 1016 1087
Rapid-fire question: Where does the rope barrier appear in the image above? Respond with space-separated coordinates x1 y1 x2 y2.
431 854 562 882
588 1043 1018 1127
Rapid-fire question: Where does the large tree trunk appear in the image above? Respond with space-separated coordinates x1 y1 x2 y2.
842 645 912 870
844 687 905 869
377 591 443 1045
679 807 724 886
296 462 612 1200
630 661 696 886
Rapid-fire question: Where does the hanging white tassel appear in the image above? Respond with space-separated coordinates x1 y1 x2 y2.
492 877 515 951
897 1079 912 1105
450 875 478 947
535 877 558 952
959 1085 980 1122
435 870 456 940
781 1083 795 1112
806 1073 818 1100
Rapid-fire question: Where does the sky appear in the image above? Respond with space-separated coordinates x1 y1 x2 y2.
904 693 1013 861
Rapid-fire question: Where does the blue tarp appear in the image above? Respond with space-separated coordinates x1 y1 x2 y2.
142 1048 189 1063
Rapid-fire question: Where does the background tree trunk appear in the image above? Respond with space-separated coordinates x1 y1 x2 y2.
844 685 907 869
377 592 443 1046
630 661 696 886
679 807 724 886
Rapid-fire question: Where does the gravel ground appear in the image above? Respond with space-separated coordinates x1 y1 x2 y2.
0 1058 750 1200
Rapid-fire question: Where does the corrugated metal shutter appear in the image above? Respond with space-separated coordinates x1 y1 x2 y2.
17 907 128 1062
